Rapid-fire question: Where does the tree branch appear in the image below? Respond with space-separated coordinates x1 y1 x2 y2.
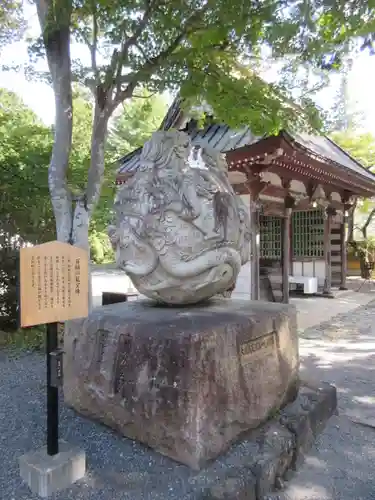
114 32 185 104
75 23 98 82
91 5 98 79
132 91 158 99
114 3 210 104
113 0 155 98
120 0 153 60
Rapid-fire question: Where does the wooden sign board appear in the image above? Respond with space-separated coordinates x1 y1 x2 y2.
20 241 89 327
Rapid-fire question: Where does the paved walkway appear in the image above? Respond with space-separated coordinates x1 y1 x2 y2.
291 286 375 330
2 273 375 499
268 297 375 500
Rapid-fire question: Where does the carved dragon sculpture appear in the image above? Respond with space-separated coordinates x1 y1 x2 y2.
109 130 251 305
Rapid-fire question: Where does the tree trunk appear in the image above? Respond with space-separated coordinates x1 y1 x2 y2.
361 207 375 240
36 1 110 312
86 105 110 214
71 198 90 249
67 113 108 310
36 1 94 308
347 208 355 242
36 0 74 244
47 59 74 244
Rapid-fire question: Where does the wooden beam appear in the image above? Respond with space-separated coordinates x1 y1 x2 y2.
227 135 375 197
245 177 269 199
282 207 292 303
225 135 284 164
306 181 318 200
269 160 369 195
323 212 333 296
279 137 375 196
261 201 285 217
339 221 348 290
250 197 260 300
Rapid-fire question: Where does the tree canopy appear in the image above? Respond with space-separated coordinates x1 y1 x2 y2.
331 131 375 169
0 81 169 263
25 0 375 266
0 0 24 50
33 0 375 137
108 91 168 158
0 88 54 242
331 130 375 240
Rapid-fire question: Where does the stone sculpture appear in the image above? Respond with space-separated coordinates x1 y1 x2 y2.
108 130 251 305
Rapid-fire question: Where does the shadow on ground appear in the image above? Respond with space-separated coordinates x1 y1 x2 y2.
272 301 375 500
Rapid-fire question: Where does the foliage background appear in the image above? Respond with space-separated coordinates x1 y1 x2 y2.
0 86 167 330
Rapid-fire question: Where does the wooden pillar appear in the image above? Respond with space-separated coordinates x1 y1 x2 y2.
282 208 292 303
339 218 348 290
250 198 260 300
323 211 333 296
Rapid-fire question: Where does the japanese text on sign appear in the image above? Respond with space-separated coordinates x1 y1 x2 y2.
19 241 89 327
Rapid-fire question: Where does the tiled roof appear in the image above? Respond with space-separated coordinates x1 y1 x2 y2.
117 97 375 185
286 131 375 183
117 123 260 174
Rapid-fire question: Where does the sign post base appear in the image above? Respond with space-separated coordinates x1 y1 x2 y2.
18 241 89 496
19 440 86 498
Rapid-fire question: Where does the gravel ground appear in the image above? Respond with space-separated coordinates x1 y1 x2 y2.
0 350 204 500
1 300 375 499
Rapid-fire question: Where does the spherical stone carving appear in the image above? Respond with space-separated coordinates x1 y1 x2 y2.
108 130 251 305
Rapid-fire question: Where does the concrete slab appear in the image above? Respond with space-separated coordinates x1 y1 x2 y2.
19 441 85 498
290 289 375 331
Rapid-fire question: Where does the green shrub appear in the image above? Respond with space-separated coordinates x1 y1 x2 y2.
89 230 114 264
0 231 22 331
0 326 45 351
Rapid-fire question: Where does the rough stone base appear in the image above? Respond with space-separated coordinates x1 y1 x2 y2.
193 380 337 499
67 380 334 499
64 299 299 469
19 440 86 498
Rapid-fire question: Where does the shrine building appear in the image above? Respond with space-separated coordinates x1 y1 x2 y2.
115 97 375 303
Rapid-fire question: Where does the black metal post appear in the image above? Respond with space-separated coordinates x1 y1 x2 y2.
46 322 59 456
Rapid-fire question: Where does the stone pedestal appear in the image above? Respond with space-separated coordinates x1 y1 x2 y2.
19 441 85 498
64 299 299 470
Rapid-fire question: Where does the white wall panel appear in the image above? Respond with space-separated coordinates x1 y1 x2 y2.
233 195 251 298
291 259 325 286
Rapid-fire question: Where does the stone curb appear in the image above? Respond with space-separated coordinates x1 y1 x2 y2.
199 380 337 500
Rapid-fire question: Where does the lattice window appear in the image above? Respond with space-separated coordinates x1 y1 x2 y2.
259 215 282 259
292 210 324 259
